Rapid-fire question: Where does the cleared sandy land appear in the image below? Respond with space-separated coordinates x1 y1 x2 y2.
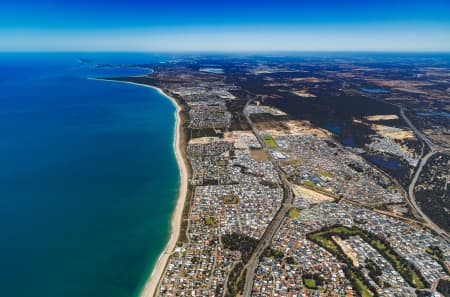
332 236 359 267
371 124 414 140
189 136 222 144
224 130 259 149
365 114 399 121
293 185 335 203
291 90 317 98
285 120 330 137
257 120 330 138
250 149 270 161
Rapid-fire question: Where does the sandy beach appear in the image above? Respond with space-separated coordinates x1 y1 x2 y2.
138 86 188 297
94 78 188 297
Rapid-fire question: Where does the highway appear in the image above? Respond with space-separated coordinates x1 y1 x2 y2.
407 150 450 241
241 101 294 297
399 107 450 242
399 107 436 150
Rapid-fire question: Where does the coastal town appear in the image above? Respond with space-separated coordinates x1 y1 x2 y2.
5 0 450 296
106 55 450 297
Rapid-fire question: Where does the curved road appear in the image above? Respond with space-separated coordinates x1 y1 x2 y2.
399 108 436 150
399 107 450 242
240 103 449 297
408 150 449 241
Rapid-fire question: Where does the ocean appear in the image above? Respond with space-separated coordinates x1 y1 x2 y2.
0 53 179 297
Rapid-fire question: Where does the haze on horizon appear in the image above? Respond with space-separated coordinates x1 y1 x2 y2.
1 0 450 52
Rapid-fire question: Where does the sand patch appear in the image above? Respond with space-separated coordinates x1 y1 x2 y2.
332 236 359 267
266 120 330 138
365 114 399 121
293 185 335 203
250 149 270 161
188 136 225 144
291 77 330 83
291 90 317 98
224 130 261 149
371 124 414 140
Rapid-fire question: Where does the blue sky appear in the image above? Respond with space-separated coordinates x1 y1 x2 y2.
1 0 449 51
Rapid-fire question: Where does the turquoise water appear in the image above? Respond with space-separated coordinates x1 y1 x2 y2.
0 53 178 297
360 87 389 94
199 67 224 74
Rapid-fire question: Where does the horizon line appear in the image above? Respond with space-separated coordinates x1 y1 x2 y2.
1 50 450 54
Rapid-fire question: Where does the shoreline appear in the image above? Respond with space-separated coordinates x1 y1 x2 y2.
93 78 188 297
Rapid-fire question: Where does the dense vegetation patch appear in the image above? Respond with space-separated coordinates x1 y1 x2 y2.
262 247 284 259
222 233 259 297
224 262 245 297
437 278 450 297
222 233 258 263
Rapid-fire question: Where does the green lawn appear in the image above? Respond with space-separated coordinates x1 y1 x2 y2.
302 180 325 191
288 208 301 219
262 134 278 148
302 180 316 188
203 216 217 226
303 278 317 289
350 270 373 297
308 233 338 254
315 169 334 178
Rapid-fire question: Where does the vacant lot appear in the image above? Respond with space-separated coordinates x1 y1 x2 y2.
250 149 270 161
